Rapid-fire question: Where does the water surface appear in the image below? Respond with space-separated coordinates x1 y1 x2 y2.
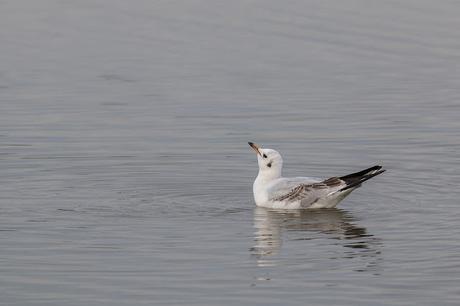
1 1 460 305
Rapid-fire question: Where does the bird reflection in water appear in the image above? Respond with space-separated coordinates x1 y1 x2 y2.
251 207 382 272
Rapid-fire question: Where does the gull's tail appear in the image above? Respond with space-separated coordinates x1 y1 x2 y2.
338 165 385 192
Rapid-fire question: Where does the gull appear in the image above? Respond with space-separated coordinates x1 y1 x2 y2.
248 142 385 209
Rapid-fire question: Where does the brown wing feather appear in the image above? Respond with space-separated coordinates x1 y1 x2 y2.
272 177 345 204
273 184 305 202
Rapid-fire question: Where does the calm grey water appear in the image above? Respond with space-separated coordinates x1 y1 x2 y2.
1 1 460 305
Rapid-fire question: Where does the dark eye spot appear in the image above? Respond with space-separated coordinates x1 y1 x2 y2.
263 154 267 158
267 162 272 168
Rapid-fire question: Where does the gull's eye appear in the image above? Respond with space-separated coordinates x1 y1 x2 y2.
263 154 267 158
267 162 272 168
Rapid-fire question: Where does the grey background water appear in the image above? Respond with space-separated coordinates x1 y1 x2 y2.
1 0 460 305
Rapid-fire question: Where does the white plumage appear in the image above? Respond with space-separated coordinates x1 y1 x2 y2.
248 142 385 209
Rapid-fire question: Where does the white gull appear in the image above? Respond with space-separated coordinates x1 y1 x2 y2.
248 142 385 209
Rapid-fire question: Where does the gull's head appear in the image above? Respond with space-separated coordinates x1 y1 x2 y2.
248 142 283 179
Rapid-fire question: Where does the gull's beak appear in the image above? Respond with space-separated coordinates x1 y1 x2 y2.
248 142 262 156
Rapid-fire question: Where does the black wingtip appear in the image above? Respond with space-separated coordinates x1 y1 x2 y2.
340 165 383 180
248 142 254 146
339 169 385 192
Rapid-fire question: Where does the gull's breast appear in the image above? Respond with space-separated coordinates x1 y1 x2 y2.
253 178 270 206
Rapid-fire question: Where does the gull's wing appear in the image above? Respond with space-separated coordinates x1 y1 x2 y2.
267 166 386 208
267 177 345 208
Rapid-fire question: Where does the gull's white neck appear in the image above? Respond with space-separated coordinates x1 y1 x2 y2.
255 169 282 182
250 147 284 206
253 169 282 206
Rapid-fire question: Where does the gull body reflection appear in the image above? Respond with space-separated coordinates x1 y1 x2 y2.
251 207 382 272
